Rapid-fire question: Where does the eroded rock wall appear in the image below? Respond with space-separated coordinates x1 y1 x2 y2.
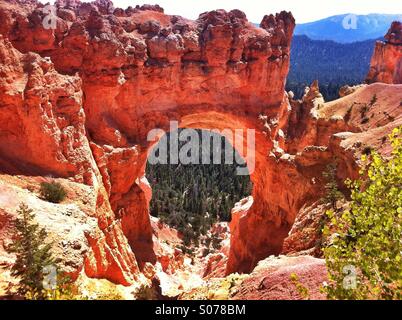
366 21 402 84
0 33 140 285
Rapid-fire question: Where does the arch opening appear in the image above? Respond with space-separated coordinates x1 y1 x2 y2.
146 128 253 260
112 110 295 276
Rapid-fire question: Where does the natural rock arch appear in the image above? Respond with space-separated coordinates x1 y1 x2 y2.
0 1 336 282
69 5 302 275
123 111 265 268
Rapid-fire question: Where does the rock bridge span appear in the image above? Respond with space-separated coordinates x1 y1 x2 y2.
0 0 341 283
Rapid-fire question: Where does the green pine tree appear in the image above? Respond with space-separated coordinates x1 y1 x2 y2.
6 203 55 299
322 163 344 209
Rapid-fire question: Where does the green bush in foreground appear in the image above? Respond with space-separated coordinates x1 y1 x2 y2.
323 127 402 300
40 181 67 203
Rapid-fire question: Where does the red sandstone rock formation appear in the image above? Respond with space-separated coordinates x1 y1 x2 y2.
366 21 402 84
0 0 401 291
0 0 296 282
281 82 402 257
232 256 327 300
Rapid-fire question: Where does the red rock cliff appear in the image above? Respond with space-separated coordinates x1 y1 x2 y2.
366 21 402 84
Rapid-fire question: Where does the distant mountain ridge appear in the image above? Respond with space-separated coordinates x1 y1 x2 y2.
294 13 402 43
273 13 402 101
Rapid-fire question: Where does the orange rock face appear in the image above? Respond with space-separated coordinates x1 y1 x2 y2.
366 21 402 84
0 0 401 288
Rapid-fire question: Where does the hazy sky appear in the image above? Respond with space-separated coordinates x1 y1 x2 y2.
41 0 402 23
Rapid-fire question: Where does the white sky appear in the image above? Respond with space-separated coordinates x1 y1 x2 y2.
40 0 402 23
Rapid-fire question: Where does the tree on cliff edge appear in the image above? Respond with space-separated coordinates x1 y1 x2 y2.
6 203 55 299
323 127 402 300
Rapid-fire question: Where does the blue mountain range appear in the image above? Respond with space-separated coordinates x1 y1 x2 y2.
294 13 402 43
